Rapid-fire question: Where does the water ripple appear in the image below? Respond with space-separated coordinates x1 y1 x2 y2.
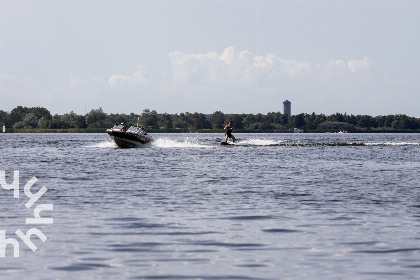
1 133 419 280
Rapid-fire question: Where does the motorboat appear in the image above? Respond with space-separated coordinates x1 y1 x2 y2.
106 125 153 148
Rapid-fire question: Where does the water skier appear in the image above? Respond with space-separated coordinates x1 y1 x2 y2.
224 120 235 143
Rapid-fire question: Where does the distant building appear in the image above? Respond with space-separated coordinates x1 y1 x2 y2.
283 100 291 115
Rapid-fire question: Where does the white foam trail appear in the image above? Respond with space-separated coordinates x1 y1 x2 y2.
236 139 282 146
88 141 119 149
151 137 210 148
364 142 420 146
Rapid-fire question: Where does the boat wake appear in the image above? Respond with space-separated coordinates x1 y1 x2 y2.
88 138 420 149
88 141 119 149
234 139 282 146
363 142 420 146
234 141 420 147
151 137 210 148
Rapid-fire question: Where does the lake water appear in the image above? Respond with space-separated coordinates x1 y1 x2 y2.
0 133 419 279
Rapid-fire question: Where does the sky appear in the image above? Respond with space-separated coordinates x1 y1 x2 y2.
1 0 419 117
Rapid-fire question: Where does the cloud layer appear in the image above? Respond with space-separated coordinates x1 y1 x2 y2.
169 46 373 86
1 46 376 114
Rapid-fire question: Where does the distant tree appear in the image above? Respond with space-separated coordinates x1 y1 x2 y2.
30 107 52 120
304 112 318 130
358 115 376 128
392 114 418 130
375 115 386 128
412 117 420 129
23 113 39 128
328 112 345 123
8 106 52 128
158 113 173 129
261 114 273 129
391 115 409 130
314 114 326 127
12 121 25 129
407 116 420 129
383 115 394 127
293 113 306 128
189 112 210 129
318 121 355 131
85 107 108 128
9 106 29 126
12 113 38 129
5 106 420 132
210 111 225 129
173 113 188 128
227 114 244 129
61 111 80 128
76 115 87 128
48 117 67 129
128 113 139 126
110 113 137 126
85 107 111 128
38 117 49 129
242 114 257 129
0 110 9 127
279 113 289 126
250 122 264 129
141 109 159 128
265 112 283 129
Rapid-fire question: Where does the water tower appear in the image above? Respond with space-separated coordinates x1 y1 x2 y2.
283 100 291 115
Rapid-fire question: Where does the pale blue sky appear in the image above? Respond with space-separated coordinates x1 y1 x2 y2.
1 0 419 117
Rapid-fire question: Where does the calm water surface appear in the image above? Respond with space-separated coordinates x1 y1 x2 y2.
0 133 419 279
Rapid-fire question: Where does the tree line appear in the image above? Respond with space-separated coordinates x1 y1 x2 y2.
1 106 420 132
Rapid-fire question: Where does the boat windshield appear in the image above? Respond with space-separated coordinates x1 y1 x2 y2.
111 125 123 130
127 126 146 135
127 126 138 132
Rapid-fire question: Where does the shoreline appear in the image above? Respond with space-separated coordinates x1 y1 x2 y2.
2 128 420 134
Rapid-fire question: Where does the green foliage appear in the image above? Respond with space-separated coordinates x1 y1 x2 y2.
86 107 108 128
226 114 244 129
318 121 356 131
141 109 159 129
61 111 86 128
9 106 52 128
209 111 225 129
293 113 306 128
189 112 211 129
0 110 9 126
2 106 420 132
158 113 173 129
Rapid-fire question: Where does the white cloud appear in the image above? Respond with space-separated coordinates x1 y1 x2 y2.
70 75 105 87
327 59 347 70
347 57 373 73
0 46 377 114
107 65 150 88
220 46 235 65
169 50 224 84
168 47 372 87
